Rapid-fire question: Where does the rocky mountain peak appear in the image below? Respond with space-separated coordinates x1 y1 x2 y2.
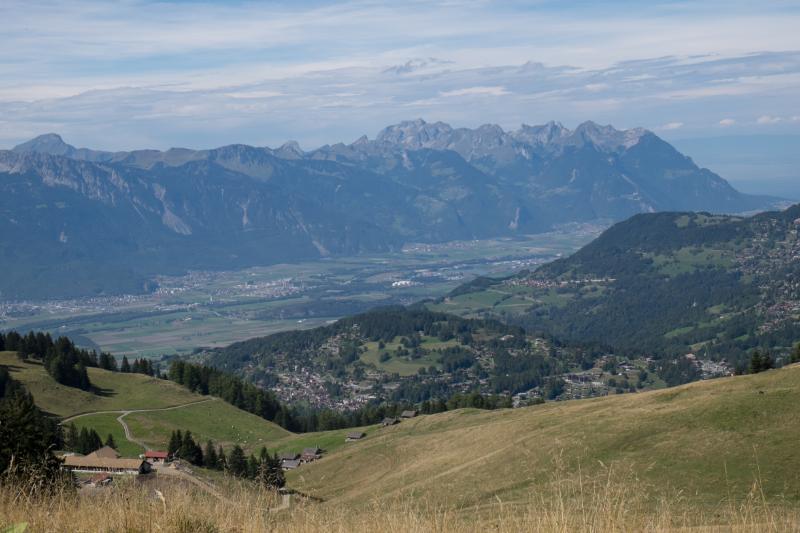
570 121 648 152
375 119 454 148
13 133 74 156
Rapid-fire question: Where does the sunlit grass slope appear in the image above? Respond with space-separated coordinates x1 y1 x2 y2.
291 365 800 511
0 351 199 417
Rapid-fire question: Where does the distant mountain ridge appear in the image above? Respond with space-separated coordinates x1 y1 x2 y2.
1 120 780 298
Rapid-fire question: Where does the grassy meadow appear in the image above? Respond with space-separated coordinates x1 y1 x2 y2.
289 364 800 512
0 352 200 417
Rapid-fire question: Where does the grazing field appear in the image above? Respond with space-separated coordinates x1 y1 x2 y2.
359 335 460 376
1 350 365 458
70 413 144 457
125 399 291 453
0 352 200 417
290 364 800 512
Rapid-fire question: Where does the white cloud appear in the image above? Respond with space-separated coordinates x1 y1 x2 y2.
1 51 799 150
439 86 510 97
757 115 782 124
659 122 684 130
719 118 736 126
584 83 610 93
224 90 284 99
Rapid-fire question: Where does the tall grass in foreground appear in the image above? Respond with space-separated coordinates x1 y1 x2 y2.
1 470 797 533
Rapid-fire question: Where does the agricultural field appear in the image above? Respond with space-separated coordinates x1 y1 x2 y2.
359 336 459 376
124 399 290 453
0 227 599 358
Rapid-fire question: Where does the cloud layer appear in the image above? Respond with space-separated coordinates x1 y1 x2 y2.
0 0 798 149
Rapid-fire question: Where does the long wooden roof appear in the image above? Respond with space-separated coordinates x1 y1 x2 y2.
63 456 145 470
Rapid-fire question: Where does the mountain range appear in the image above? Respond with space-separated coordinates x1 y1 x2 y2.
1 120 780 298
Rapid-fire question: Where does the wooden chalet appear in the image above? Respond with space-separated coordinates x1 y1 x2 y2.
381 417 400 427
345 431 366 441
400 410 418 419
301 447 322 462
281 459 301 471
144 450 170 463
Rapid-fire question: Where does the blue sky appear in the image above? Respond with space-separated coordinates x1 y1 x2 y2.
0 0 798 154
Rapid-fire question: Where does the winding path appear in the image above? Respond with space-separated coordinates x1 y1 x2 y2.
61 397 216 424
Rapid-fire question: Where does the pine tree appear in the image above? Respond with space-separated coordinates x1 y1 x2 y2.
167 430 181 456
204 440 218 469
791 343 800 364
247 455 258 479
256 453 285 490
65 423 79 451
105 433 117 449
0 379 65 489
180 430 203 465
228 444 247 477
120 356 131 373
217 445 227 471
749 350 763 374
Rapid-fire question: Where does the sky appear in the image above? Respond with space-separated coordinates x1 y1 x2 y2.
0 0 798 160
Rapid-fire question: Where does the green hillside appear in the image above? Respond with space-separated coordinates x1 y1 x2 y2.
435 204 800 370
0 351 300 457
290 364 800 512
0 351 199 417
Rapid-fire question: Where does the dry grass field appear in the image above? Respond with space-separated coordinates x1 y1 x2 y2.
289 364 800 513
1 472 797 532
3 354 800 531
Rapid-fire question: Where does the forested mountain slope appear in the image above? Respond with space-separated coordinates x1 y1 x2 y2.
437 204 800 367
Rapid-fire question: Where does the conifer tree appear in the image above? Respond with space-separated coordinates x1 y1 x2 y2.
120 356 131 373
217 445 227 471
204 440 218 469
227 445 247 477
105 433 116 449
168 430 182 456
247 455 259 479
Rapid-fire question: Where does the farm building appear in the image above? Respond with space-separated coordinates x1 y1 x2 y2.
91 446 120 459
346 431 366 441
381 417 400 426
281 459 301 471
400 410 418 419
301 447 322 462
62 456 151 475
144 450 170 463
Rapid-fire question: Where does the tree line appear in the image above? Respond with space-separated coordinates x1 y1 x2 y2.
0 331 160 392
0 366 67 492
167 429 284 489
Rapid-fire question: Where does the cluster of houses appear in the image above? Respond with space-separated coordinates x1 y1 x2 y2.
64 410 423 480
278 447 322 470
279 410 419 471
60 446 172 480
